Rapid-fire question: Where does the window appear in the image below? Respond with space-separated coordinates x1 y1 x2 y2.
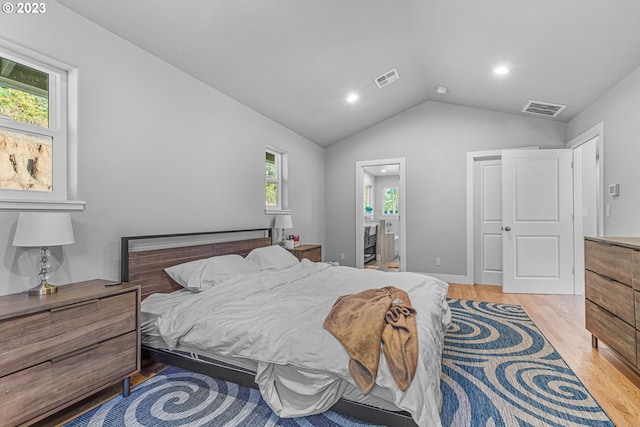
0 44 81 210
265 148 280 209
364 184 372 214
383 187 399 216
265 146 288 212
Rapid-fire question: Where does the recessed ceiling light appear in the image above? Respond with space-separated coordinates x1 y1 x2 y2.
381 169 387 173
436 86 448 94
493 66 510 75
347 93 359 103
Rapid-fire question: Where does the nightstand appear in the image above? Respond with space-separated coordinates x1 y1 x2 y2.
288 244 322 262
0 279 140 426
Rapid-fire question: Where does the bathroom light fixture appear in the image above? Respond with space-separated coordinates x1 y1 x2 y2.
493 66 510 75
436 86 448 94
347 93 359 103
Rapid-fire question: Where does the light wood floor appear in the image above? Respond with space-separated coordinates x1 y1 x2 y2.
365 258 400 272
42 283 640 427
448 283 640 427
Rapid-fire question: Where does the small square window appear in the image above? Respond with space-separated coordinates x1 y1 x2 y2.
383 187 399 216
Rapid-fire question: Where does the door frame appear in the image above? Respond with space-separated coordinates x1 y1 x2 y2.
466 127 603 292
566 122 604 294
355 157 406 271
466 147 539 286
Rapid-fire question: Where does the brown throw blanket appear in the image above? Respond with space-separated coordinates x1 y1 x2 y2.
323 286 418 394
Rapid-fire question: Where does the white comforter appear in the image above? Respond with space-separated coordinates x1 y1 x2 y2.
155 260 451 426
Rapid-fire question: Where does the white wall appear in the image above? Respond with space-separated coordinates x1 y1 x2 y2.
567 64 640 236
326 101 566 276
0 3 325 295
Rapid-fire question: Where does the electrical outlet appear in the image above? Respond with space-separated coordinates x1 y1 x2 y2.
435 257 441 266
340 252 346 260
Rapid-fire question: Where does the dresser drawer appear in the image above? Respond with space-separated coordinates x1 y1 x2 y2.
288 245 322 262
586 300 636 363
299 246 321 262
585 240 632 285
636 291 640 330
585 270 635 325
634 250 640 291
0 292 136 377
0 331 137 426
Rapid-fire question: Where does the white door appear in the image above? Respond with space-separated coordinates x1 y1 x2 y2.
502 149 574 293
474 159 502 285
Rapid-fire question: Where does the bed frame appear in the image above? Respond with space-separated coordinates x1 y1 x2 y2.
121 229 417 427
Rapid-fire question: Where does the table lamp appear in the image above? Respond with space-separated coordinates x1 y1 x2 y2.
13 212 75 296
274 214 293 245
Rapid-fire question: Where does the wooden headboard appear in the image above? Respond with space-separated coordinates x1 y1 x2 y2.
121 229 272 300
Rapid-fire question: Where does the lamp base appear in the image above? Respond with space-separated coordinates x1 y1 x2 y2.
29 280 58 296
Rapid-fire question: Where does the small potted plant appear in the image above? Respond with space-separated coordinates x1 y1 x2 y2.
365 206 373 214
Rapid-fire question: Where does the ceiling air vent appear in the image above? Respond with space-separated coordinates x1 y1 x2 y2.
374 68 399 88
521 100 567 118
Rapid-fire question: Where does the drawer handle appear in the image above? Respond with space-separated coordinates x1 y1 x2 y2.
592 271 630 286
50 299 99 313
596 305 616 318
50 344 100 364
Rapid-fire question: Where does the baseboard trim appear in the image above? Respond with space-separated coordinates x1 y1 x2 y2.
417 272 473 285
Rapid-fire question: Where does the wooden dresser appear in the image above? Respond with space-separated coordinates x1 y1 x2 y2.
0 279 140 426
585 237 640 371
288 244 322 262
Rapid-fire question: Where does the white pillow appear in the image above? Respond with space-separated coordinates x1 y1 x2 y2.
165 254 259 291
246 245 300 270
165 258 207 290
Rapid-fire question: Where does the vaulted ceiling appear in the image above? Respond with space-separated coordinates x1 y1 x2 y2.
57 0 640 146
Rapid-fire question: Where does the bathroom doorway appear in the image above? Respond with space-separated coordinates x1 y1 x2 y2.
355 158 406 271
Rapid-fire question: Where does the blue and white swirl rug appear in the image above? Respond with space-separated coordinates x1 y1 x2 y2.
441 299 612 427
64 299 613 426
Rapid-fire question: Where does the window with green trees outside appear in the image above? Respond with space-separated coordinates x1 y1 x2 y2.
383 187 399 215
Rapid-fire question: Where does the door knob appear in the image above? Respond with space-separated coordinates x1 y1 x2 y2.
503 226 511 231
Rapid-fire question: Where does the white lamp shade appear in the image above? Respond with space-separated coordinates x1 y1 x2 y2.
13 212 75 247
274 214 293 229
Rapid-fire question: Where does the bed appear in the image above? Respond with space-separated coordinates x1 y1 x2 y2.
121 229 451 427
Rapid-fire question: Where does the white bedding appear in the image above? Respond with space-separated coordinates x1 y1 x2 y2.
152 260 451 426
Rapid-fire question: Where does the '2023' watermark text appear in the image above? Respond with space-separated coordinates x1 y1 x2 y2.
2 2 46 14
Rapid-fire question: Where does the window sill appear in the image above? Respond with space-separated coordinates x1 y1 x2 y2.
0 199 86 211
265 209 291 215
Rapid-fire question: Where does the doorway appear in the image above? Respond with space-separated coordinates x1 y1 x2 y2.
567 122 604 294
466 133 602 294
355 158 406 271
